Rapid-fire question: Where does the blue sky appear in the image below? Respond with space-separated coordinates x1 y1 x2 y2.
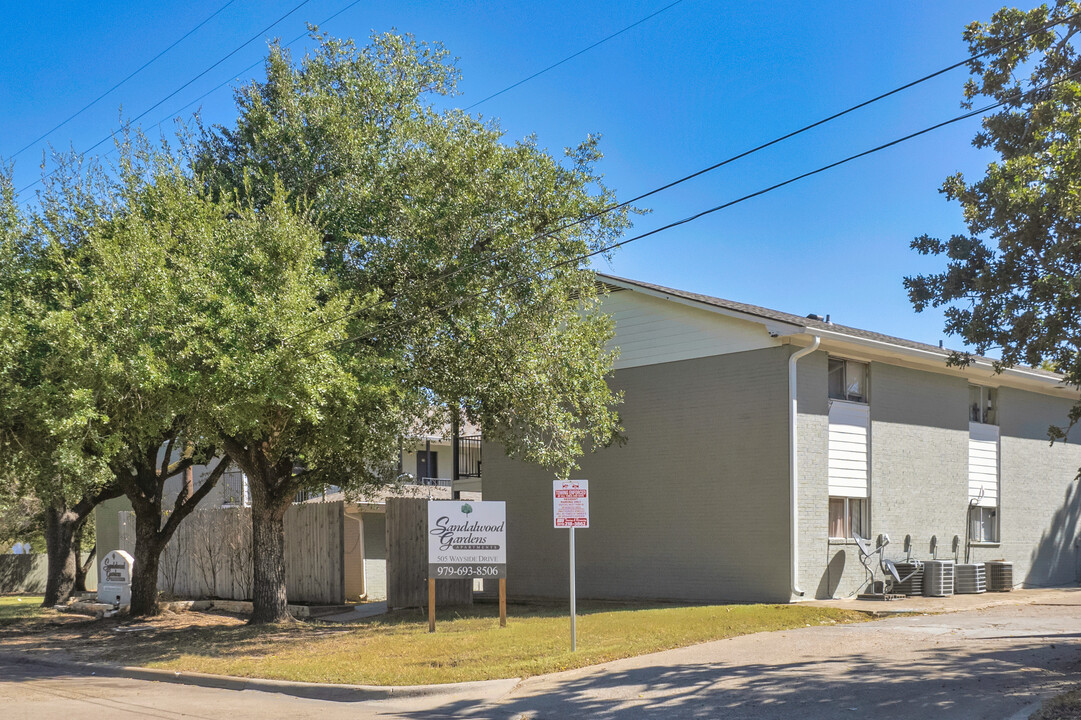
1 1 1016 349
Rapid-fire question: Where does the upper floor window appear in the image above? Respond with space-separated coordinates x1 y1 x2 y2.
969 385 997 425
828 358 868 403
970 506 998 543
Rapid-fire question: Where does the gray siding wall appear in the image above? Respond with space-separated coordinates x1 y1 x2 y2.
95 495 133 561
798 359 1081 597
363 512 387 601
484 346 793 603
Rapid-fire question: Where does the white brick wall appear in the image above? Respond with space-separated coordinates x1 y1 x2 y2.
799 360 1081 597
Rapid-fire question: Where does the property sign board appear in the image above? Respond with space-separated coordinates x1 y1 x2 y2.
554 479 589 528
98 549 134 607
428 500 506 579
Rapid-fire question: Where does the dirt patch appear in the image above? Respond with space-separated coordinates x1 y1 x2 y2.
1031 688 1081 720
0 607 259 664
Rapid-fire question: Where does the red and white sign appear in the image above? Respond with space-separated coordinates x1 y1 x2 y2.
554 479 589 528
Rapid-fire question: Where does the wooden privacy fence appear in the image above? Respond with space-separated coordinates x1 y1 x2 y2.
386 497 471 609
0 554 48 593
119 501 345 604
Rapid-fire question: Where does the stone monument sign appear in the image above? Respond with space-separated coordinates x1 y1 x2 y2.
98 549 133 607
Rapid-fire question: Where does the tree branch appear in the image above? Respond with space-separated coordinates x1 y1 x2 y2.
71 480 124 523
160 434 177 478
161 456 231 539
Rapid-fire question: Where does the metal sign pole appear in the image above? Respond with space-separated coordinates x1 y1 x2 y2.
569 526 576 652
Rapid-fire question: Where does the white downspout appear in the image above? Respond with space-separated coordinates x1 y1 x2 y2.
789 334 820 599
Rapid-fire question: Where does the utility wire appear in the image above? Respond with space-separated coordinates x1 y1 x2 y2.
280 10 1079 347
305 69 1081 360
464 0 685 110
18 0 313 194
8 0 240 160
141 0 366 136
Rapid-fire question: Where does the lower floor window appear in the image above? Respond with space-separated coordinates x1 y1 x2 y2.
970 506 999 543
828 497 866 539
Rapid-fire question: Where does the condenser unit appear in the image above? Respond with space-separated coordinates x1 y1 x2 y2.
922 560 955 597
985 561 1014 592
954 563 986 594
893 561 923 596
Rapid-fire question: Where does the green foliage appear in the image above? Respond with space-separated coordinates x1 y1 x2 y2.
0 159 116 508
198 31 633 478
0 493 43 551
905 2 1081 437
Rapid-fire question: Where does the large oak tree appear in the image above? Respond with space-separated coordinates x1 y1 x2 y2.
197 32 632 623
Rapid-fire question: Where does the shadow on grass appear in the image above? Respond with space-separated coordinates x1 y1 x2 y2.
0 600 850 673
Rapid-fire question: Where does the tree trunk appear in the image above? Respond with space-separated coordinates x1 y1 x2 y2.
40 484 121 607
219 435 296 625
250 494 290 624
129 516 165 615
119 449 231 618
42 504 79 607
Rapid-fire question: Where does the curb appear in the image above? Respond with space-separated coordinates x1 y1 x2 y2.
1 652 521 702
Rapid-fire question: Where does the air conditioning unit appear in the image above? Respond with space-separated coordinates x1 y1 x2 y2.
893 561 923 596
985 561 1014 592
923 560 955 597
954 563 986 594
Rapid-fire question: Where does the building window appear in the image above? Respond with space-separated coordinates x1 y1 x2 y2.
969 385 997 425
828 358 869 403
970 506 998 543
828 497 867 539
220 469 250 507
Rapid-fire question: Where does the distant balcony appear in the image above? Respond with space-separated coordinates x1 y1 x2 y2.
411 476 453 488
457 435 481 478
220 471 249 507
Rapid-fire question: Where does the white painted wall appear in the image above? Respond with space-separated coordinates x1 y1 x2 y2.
600 290 780 370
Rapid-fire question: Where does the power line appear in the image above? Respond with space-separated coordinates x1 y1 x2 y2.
463 0 685 110
141 0 366 137
281 10 1079 347
18 0 313 194
306 70 1081 360
8 0 240 160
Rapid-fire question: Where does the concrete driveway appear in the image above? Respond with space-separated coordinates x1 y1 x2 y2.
4 591 1081 720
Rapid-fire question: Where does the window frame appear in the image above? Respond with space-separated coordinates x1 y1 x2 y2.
828 357 870 404
968 385 998 425
969 505 999 544
828 496 868 541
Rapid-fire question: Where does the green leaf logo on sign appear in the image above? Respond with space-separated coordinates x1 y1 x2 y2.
461 503 473 516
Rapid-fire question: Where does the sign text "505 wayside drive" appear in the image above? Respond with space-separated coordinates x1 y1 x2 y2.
428 500 507 579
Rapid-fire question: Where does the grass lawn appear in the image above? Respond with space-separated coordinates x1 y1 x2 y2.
132 602 866 686
0 595 46 623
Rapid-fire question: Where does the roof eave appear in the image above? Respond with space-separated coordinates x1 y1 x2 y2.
802 327 1072 395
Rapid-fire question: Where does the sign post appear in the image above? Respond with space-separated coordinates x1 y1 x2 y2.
427 500 507 632
553 479 589 652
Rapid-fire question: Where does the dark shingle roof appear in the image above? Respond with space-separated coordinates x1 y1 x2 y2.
596 272 1062 380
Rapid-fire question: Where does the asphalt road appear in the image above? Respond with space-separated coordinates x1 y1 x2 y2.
4 595 1081 720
